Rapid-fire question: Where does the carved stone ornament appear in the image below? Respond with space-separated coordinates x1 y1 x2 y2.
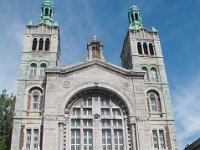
94 114 100 119
63 80 70 89
122 83 129 90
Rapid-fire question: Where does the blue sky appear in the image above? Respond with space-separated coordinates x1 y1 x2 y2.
0 0 200 149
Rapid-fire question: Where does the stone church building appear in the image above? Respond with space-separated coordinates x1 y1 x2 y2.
11 1 178 150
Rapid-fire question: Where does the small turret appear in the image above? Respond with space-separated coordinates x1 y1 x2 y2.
128 5 143 30
40 0 57 26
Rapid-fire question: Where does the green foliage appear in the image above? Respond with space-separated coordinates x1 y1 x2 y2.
0 90 15 150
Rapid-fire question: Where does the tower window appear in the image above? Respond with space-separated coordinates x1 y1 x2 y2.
32 38 37 51
147 91 161 113
33 129 39 149
131 14 134 21
40 63 47 76
50 9 52 17
142 67 148 80
45 8 48 16
26 129 31 149
152 130 159 148
45 38 50 51
149 43 154 55
135 13 139 20
28 87 43 112
143 43 148 55
151 67 158 80
137 42 142 55
30 63 37 76
38 38 44 51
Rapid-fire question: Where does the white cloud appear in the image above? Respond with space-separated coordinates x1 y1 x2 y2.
172 72 200 149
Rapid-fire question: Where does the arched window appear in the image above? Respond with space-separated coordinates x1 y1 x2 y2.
135 13 139 20
137 42 142 55
50 9 52 17
45 38 50 51
147 91 161 113
149 43 154 56
45 8 48 16
143 43 148 55
30 63 37 76
28 87 43 111
38 38 44 51
131 14 134 21
63 89 130 150
32 38 37 51
151 67 158 80
142 67 148 80
40 63 47 76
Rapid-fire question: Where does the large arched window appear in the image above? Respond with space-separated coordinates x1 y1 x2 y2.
45 8 48 16
137 42 142 55
147 91 161 113
30 63 37 76
45 38 50 51
151 67 158 80
62 90 130 150
142 67 149 80
32 38 37 51
40 63 47 76
149 43 154 56
143 43 148 55
38 38 44 51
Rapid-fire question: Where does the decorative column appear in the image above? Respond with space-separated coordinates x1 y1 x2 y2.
131 123 137 150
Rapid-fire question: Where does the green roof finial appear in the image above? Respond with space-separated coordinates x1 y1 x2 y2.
128 5 143 30
40 0 58 26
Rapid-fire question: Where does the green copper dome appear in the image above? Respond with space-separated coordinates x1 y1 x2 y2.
128 5 143 30
40 0 58 26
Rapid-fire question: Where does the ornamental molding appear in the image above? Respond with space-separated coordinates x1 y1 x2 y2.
46 60 144 79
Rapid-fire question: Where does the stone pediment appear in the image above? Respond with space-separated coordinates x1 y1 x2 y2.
46 59 144 79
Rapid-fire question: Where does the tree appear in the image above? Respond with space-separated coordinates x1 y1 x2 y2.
0 90 15 150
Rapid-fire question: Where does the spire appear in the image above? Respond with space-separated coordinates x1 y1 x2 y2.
40 0 57 26
128 5 143 30
86 35 104 61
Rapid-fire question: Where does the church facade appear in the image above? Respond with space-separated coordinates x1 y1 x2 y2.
11 1 178 150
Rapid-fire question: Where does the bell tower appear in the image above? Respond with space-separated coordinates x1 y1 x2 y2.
121 4 178 150
11 0 60 150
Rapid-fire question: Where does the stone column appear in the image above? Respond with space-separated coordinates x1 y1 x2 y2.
131 123 137 150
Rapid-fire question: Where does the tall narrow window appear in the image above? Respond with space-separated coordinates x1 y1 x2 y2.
151 67 158 80
143 43 148 55
33 92 39 110
45 8 48 16
149 43 154 56
152 130 159 148
114 130 124 150
30 63 37 76
149 94 157 112
45 38 50 51
50 9 52 17
135 13 139 20
102 130 112 150
131 14 134 21
26 129 31 150
32 38 37 50
142 67 148 80
159 130 166 148
40 63 47 76
71 129 80 150
137 42 142 55
147 91 161 113
84 129 93 150
33 129 39 149
38 38 44 51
